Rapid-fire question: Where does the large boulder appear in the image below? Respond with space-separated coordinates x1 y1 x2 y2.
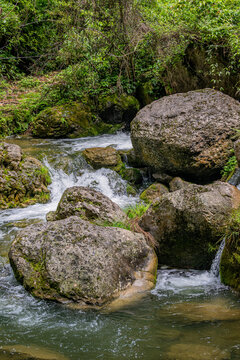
9 216 157 307
0 142 51 209
46 186 127 224
139 181 240 269
131 89 240 182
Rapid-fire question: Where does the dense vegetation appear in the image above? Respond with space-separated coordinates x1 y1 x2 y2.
0 0 240 136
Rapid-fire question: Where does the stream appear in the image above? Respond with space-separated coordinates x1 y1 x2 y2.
0 133 240 360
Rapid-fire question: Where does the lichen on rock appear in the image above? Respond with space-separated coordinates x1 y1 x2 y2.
9 215 157 307
131 89 240 182
46 186 127 225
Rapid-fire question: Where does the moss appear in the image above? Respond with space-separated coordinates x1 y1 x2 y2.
32 102 123 139
126 184 137 196
99 93 140 112
220 209 240 291
140 183 169 204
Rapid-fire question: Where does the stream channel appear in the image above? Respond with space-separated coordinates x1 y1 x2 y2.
0 133 240 360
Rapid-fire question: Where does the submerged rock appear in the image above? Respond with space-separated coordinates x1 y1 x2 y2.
9 216 157 307
0 345 68 360
140 183 169 203
166 300 240 322
131 89 240 182
166 343 230 360
140 181 240 269
46 186 127 224
0 142 51 209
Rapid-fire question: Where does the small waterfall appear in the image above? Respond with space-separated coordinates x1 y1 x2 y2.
210 238 225 278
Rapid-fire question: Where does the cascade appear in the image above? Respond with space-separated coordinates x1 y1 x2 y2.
209 238 226 278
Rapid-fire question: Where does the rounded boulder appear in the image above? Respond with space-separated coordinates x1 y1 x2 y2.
131 89 240 182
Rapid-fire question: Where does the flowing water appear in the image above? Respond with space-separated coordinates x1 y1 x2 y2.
0 133 240 360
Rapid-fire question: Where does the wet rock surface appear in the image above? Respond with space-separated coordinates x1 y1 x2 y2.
0 345 68 360
82 146 121 169
9 216 157 307
131 89 240 182
140 181 240 269
0 142 51 209
166 300 240 322
46 186 127 225
166 343 230 360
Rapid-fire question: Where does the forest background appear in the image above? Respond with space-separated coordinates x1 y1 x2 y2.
0 0 239 137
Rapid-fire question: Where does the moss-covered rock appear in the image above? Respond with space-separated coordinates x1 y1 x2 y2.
82 146 143 186
9 215 157 308
220 210 240 292
140 181 240 269
140 183 169 203
82 146 121 169
32 102 120 138
99 93 140 130
120 167 143 185
0 142 51 209
136 82 155 107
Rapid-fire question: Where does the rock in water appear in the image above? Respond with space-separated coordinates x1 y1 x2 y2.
82 146 121 169
0 142 51 209
0 345 68 360
46 186 127 224
9 216 157 307
131 89 240 182
140 181 240 269
166 344 230 360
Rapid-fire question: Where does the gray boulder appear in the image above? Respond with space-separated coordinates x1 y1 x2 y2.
9 216 157 307
140 181 240 269
131 89 240 182
46 186 126 225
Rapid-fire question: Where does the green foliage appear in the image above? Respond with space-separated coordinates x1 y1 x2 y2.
0 0 240 133
34 166 52 186
124 202 150 220
221 155 238 181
